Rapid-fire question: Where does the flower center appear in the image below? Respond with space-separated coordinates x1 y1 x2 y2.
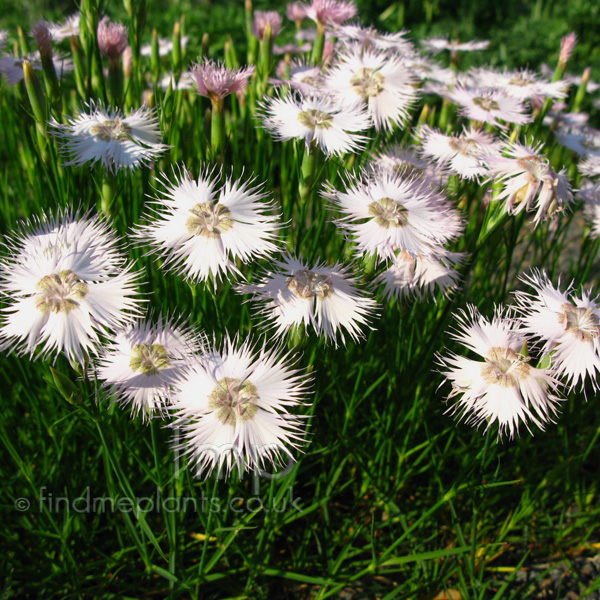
208 377 259 426
90 117 132 141
448 137 480 156
186 202 234 238
558 303 600 342
508 75 532 87
35 270 88 314
368 197 409 228
129 343 170 376
287 269 333 299
350 67 385 99
472 96 500 112
297 108 333 130
480 347 531 388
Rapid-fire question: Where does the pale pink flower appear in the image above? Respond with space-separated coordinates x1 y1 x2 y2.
31 21 53 57
191 58 255 102
485 141 573 226
97 17 128 59
301 0 357 26
286 2 307 23
253 10 283 39
559 33 577 66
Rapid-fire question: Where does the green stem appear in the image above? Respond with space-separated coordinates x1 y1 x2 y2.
210 97 225 163
101 170 119 218
310 22 326 65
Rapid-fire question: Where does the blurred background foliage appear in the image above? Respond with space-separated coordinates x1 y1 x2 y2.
1 0 599 78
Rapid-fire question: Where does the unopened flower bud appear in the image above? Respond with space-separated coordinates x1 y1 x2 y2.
97 17 128 59
559 32 577 68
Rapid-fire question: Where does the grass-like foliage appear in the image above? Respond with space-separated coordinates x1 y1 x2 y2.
1 1 600 598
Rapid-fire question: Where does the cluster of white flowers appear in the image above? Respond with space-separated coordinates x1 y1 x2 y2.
3 0 600 479
439 270 600 439
0 208 313 478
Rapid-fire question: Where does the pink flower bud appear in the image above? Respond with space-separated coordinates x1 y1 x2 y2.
97 17 128 59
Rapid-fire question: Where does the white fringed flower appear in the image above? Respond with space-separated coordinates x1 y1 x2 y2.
237 254 377 345
514 270 600 394
140 35 189 57
324 169 463 260
579 156 600 178
473 68 567 104
137 166 281 284
270 60 326 95
336 25 416 54
579 180 600 237
421 37 489 54
0 209 143 365
418 125 502 180
259 92 370 156
0 51 73 85
94 314 204 420
170 336 310 478
438 305 561 439
369 144 448 188
48 13 80 41
555 128 600 159
378 249 464 301
448 85 532 129
325 48 418 130
485 141 573 226
49 102 169 173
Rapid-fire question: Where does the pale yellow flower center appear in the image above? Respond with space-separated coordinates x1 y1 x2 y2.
297 108 333 130
129 343 170 376
558 303 600 342
208 377 259 425
368 197 409 228
448 137 480 156
508 75 533 87
480 347 531 387
287 269 333 299
186 203 234 238
90 117 132 141
472 96 500 112
350 67 385 99
35 270 88 314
